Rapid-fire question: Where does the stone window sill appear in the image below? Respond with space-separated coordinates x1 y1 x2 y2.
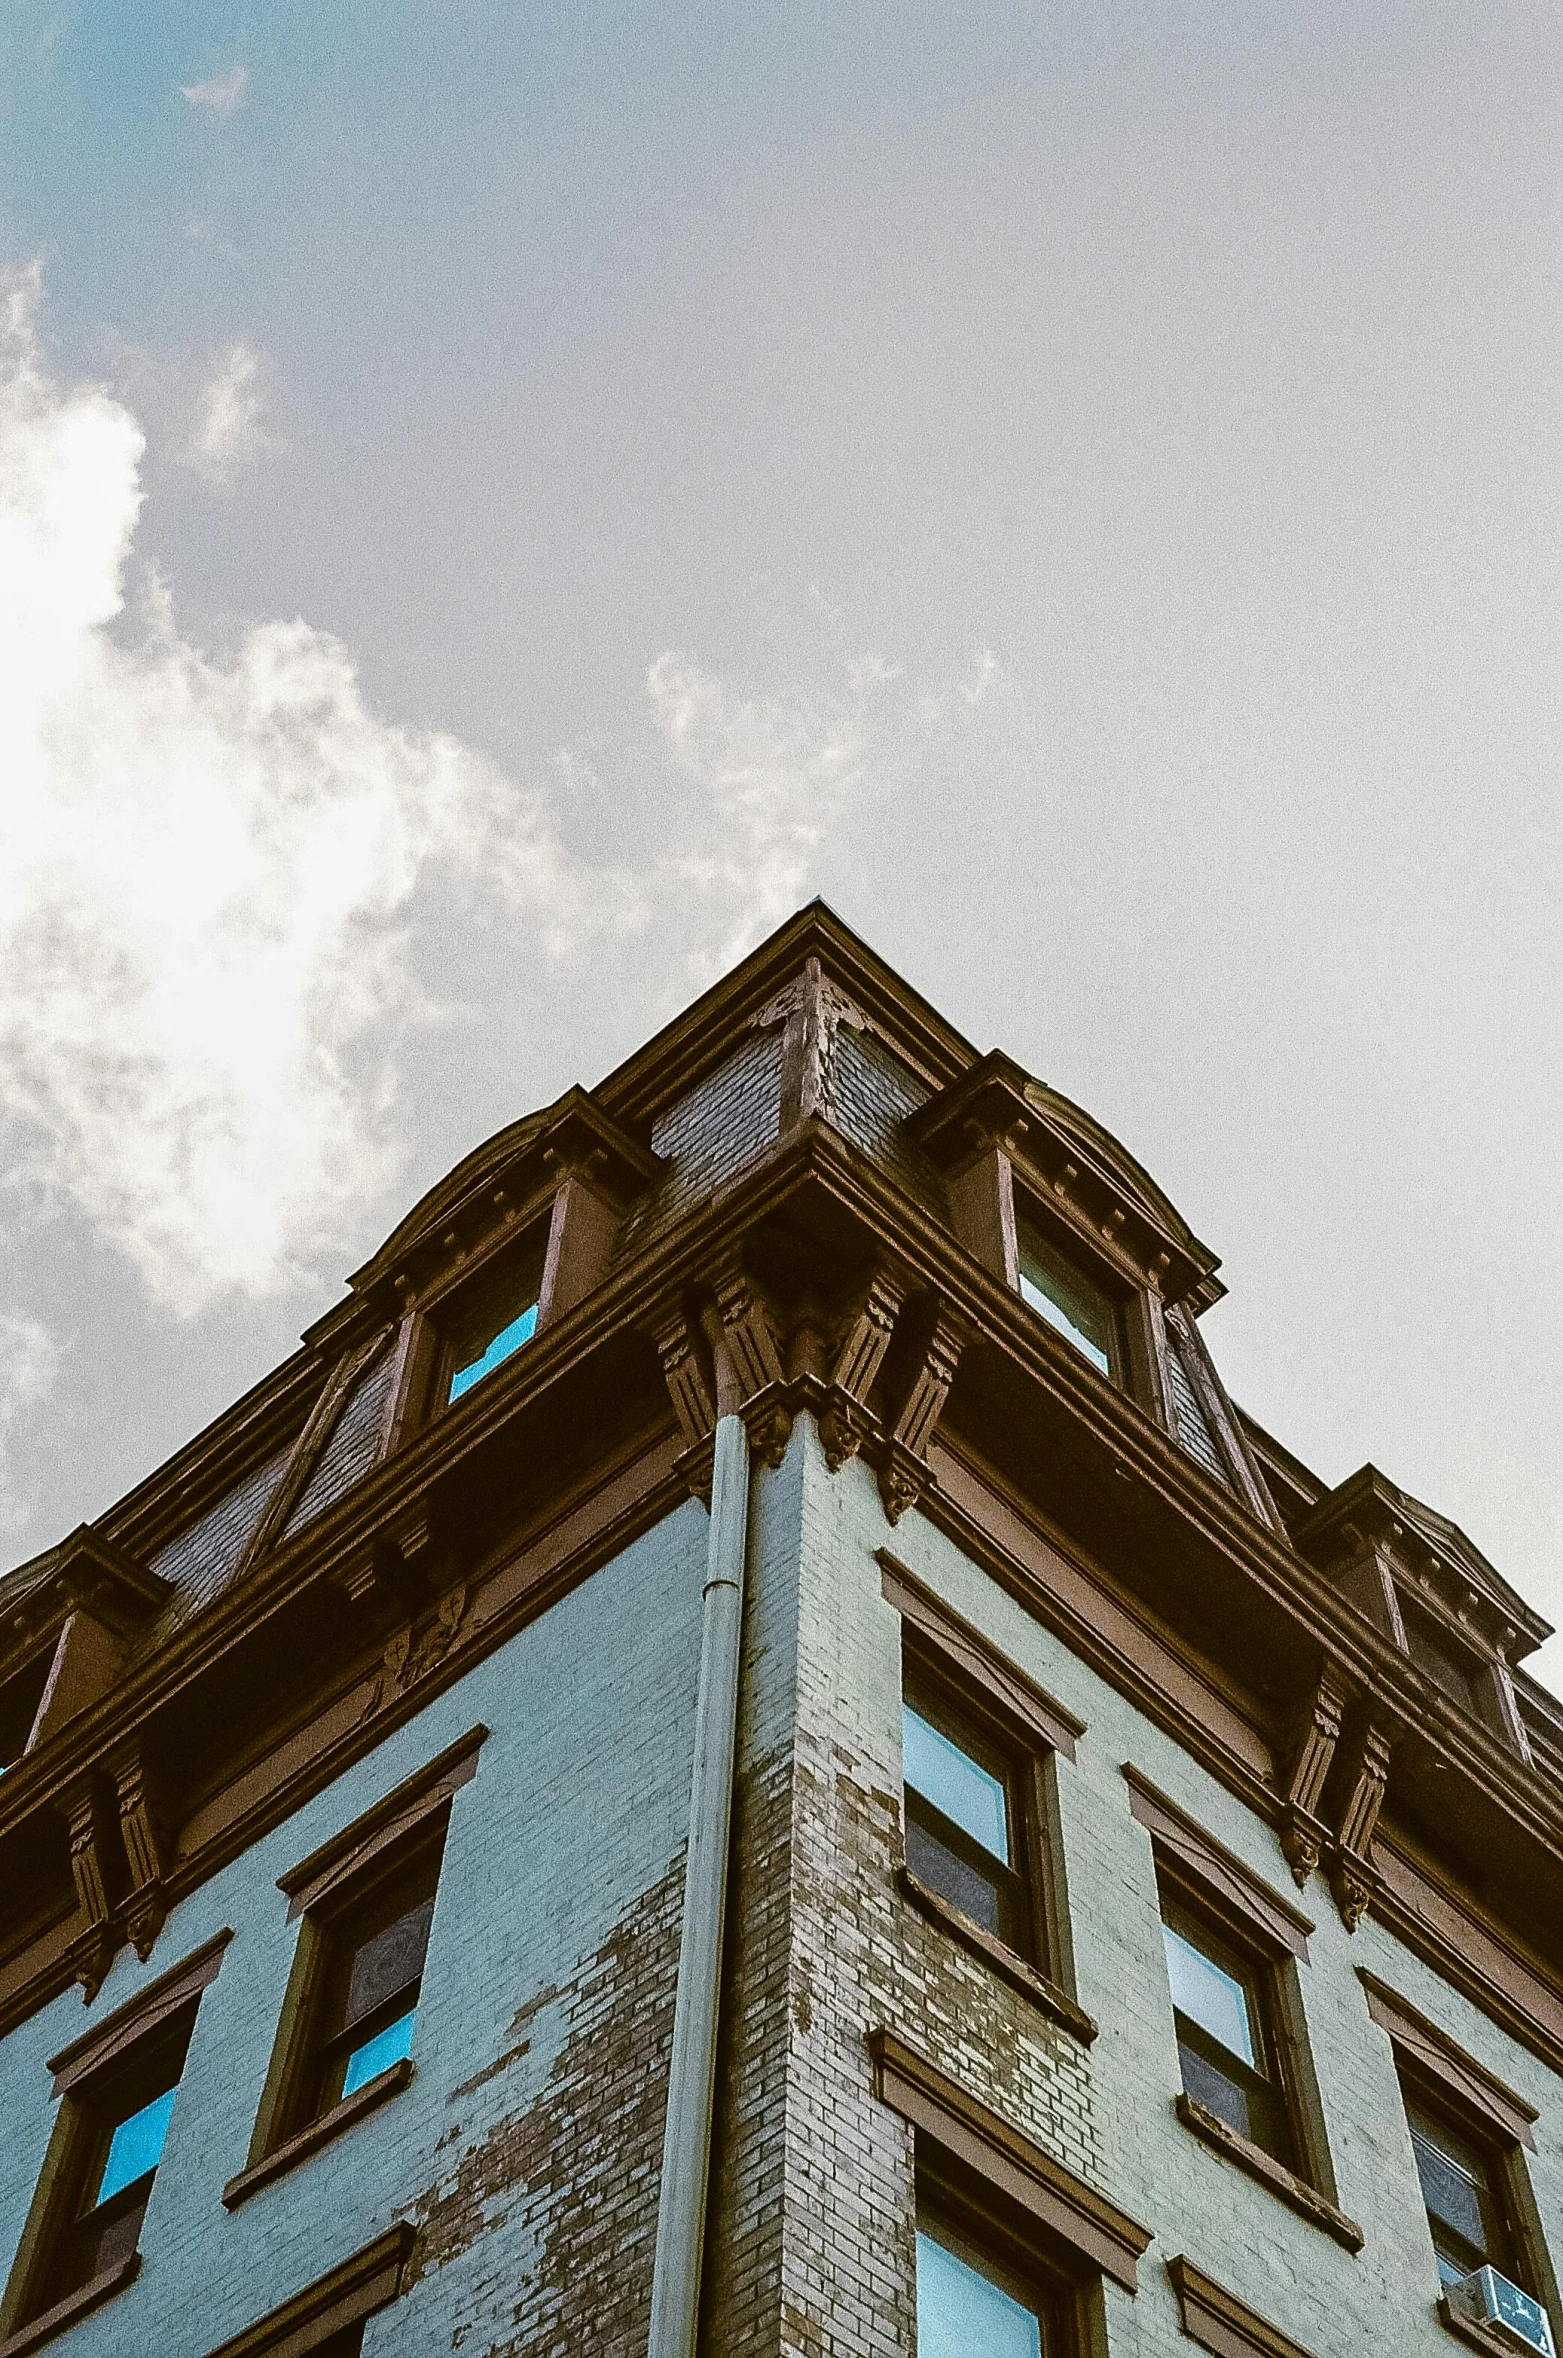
897 1866 1098 2045
1174 2093 1364 2252
0 2255 141 2358
222 2058 414 2210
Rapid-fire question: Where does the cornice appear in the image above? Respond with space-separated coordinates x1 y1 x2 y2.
4 1100 1562 2041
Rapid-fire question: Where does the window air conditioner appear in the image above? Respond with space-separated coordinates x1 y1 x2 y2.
1447 2267 1557 2357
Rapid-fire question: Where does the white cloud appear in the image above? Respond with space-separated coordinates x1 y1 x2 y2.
0 1315 57 1536
180 66 247 115
189 340 267 480
0 268 626 1313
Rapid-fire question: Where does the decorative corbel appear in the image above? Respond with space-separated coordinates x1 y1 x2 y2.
713 1259 792 1469
819 1263 909 1473
878 1308 971 1526
335 1496 438 1609
1278 1667 1348 1887
107 1736 172 1962
1328 1719 1393 1932
651 1298 718 1503
58 1776 120 2001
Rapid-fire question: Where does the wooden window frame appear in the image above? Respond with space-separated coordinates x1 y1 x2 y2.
871 2023 1151 2354
0 1933 231 2358
884 1562 1095 2045
201 2224 417 2358
434 1226 551 1413
1363 1976 1559 2336
1123 1767 1362 2253
223 1729 483 2210
1013 1202 1129 1390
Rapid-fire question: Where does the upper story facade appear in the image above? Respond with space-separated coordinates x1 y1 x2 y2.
0 904 1558 2358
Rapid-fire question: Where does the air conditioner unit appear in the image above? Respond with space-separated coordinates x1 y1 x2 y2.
1447 2267 1557 2357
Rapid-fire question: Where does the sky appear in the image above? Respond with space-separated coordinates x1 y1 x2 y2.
0 3 1559 1688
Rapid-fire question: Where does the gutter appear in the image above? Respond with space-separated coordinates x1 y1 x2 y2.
646 1335 752 2358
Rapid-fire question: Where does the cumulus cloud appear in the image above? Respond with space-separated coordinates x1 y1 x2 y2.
0 267 624 1313
180 66 247 114
0 1316 57 1536
189 340 267 479
0 266 989 1334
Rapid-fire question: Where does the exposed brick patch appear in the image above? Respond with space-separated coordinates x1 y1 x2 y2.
405 1864 682 2355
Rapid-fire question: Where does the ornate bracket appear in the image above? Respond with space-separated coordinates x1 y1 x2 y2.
819 1263 909 1472
751 955 888 1128
878 1308 971 1525
107 1737 172 1962
1327 1720 1393 1932
57 1775 120 2001
1279 1667 1349 1887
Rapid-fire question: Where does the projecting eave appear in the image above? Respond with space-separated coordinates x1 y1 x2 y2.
1297 1462 1552 1659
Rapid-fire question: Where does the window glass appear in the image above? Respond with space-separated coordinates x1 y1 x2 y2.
306 1842 440 2122
1160 1892 1293 2166
0 1649 51 1771
1406 2096 1512 2287
903 1704 1010 1863
1162 1922 1257 2067
900 1677 1033 1956
95 2086 177 2206
1401 1607 1483 1717
42 2029 191 2311
916 2226 1042 2358
449 1299 538 1403
1016 1226 1115 1377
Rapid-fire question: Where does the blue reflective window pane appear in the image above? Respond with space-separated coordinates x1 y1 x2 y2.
916 2228 1041 2358
96 2085 177 2205
342 2006 416 2096
448 1301 538 1402
903 1705 1009 1863
1162 1922 1256 2067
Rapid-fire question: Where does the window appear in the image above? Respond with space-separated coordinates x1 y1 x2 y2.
917 2216 1044 2358
1403 2085 1521 2291
0 1648 50 1773
902 1667 1035 1962
444 1248 543 1404
1160 1884 1296 2171
9 2004 196 2335
1016 1222 1117 1379
290 1830 441 2132
1399 1603 1483 1718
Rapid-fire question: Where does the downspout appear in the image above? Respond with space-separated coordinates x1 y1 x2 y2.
646 1333 752 2358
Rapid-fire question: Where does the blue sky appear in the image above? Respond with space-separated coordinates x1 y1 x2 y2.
1 2 1559 1686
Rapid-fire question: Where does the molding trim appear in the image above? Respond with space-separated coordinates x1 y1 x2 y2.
1166 2254 1318 2358
0 2256 140 2358
48 1928 231 2097
1358 1970 1538 2148
878 1552 1083 1759
1123 1766 1313 1959
1173 2096 1363 2252
278 1724 487 1920
867 2025 1151 2290
202 2222 417 2356
896 1867 1098 2044
221 2060 415 2210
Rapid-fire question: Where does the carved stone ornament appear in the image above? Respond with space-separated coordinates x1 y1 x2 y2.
878 1439 932 1528
108 1738 171 1963
1279 1667 1349 1888
1330 1850 1378 1935
751 954 888 1127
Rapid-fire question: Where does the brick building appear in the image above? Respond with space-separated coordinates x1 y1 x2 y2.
0 902 1559 2358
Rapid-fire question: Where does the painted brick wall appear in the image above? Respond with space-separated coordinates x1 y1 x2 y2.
0 1496 709 2358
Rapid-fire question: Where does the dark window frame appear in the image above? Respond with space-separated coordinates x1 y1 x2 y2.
1157 1870 1302 2176
436 1227 549 1411
902 1650 1044 1964
1388 2058 1558 2328
1012 1208 1125 1386
0 1935 229 2355
915 2174 1079 2358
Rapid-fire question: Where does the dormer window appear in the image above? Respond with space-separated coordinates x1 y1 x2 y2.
443 1245 545 1406
1015 1219 1118 1380
0 1647 52 1774
1399 1600 1483 1718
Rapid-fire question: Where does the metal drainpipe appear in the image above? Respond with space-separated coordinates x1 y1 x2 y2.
646 1338 752 2358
